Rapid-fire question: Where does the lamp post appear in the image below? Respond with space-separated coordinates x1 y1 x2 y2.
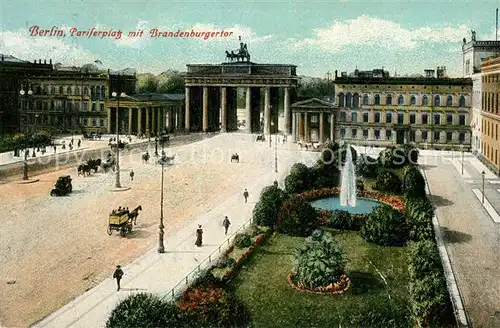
481 171 485 203
157 156 169 253
155 135 159 156
364 136 368 155
461 144 464 176
271 121 277 173
111 91 126 189
19 87 33 180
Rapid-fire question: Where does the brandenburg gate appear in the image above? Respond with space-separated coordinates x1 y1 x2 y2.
184 39 298 134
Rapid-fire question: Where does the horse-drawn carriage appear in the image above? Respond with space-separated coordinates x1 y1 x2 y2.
50 175 72 196
256 134 266 142
77 158 101 176
107 205 142 237
110 141 128 150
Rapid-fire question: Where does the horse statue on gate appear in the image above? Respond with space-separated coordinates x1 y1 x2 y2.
128 205 142 225
225 36 251 62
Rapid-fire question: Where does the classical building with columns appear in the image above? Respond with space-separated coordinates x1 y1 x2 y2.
106 93 184 135
334 68 473 150
184 63 298 135
291 98 338 143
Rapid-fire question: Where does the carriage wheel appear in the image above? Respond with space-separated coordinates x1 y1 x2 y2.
107 226 112 236
120 227 127 237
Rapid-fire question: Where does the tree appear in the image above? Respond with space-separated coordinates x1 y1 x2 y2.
373 170 402 194
356 155 378 178
253 184 288 227
137 73 159 93
402 165 426 199
276 196 318 236
361 204 408 246
284 163 313 194
158 70 185 93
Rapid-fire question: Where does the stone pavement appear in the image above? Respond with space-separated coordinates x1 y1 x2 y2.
423 154 500 327
33 141 317 328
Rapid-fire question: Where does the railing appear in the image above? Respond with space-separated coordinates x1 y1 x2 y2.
160 216 255 302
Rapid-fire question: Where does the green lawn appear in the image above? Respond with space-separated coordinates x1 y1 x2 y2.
230 230 411 327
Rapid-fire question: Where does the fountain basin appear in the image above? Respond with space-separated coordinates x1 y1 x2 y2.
310 197 383 214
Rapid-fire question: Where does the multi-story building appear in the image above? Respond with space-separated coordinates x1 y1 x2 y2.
480 56 500 175
333 68 472 150
0 55 53 134
461 31 500 154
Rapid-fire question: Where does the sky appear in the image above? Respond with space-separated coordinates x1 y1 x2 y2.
1 0 499 78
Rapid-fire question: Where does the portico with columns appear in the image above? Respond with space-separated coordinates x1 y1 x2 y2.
291 98 338 143
184 63 298 134
106 93 184 135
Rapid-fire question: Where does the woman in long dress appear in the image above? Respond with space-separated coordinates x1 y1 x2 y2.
195 225 203 247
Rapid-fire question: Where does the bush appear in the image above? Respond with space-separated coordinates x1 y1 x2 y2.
310 163 340 189
402 166 426 199
325 210 352 230
284 163 313 194
356 155 378 178
406 197 434 242
191 270 222 289
361 204 408 246
234 233 252 248
106 293 181 328
178 287 250 328
252 184 287 228
378 147 397 168
216 255 237 269
407 240 443 279
374 170 402 194
347 302 411 327
293 230 347 288
275 196 318 236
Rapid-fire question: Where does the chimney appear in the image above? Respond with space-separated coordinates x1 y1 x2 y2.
1 54 4 61
34 60 36 64
49 59 52 64
38 59 41 64
44 59 46 64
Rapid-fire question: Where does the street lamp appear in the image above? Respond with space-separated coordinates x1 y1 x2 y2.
270 121 278 173
19 87 33 180
157 156 169 253
155 135 159 157
111 91 126 189
481 171 485 203
461 144 464 175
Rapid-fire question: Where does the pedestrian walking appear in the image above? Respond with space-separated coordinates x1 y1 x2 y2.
130 170 134 181
222 216 231 235
53 146 57 153
243 188 249 203
113 265 124 291
195 225 203 247
77 139 81 148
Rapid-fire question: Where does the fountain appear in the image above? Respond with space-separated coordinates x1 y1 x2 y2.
339 145 356 207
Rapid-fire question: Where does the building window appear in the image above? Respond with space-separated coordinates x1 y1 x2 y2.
363 94 369 105
351 112 358 122
397 113 404 124
410 113 416 124
398 95 404 105
66 86 72 95
374 112 380 123
446 114 453 125
352 129 358 139
83 102 88 111
459 95 466 107
100 103 105 111
51 86 56 94
434 95 441 106
91 103 96 111
363 113 369 122
353 93 360 109
374 94 380 105
310 115 318 123
92 119 97 127
409 130 415 141
340 112 346 122
446 95 453 106
338 93 345 107
84 87 89 95
59 86 64 94
375 129 380 140
346 93 352 108
386 130 392 140
410 95 416 105
340 128 346 138
386 94 393 105
459 114 465 125
434 114 440 125
75 87 80 95
386 112 392 123
422 130 428 141
363 129 369 139
459 132 465 143
101 86 106 99
466 59 470 74
422 113 428 124
434 131 440 141
446 132 452 141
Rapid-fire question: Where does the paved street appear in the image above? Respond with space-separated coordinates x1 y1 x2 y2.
0 132 316 327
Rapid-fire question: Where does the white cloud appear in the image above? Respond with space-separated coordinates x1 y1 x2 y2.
288 15 469 52
0 29 96 65
115 20 151 48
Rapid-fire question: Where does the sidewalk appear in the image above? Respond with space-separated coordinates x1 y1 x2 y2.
33 143 317 328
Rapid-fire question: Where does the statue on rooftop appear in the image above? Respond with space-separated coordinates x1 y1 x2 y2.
471 30 476 41
225 36 251 62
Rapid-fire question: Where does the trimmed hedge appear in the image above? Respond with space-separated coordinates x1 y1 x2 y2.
361 204 408 246
234 233 252 248
373 170 402 194
252 184 288 228
402 165 426 199
406 197 435 242
276 196 318 237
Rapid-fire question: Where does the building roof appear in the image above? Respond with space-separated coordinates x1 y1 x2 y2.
110 93 185 102
292 98 337 109
334 76 472 86
0 54 29 63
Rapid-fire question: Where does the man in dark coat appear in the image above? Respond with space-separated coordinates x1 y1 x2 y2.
243 189 249 203
222 216 231 235
113 265 124 291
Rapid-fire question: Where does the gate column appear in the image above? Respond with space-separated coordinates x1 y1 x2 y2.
264 87 270 134
221 87 227 132
284 87 291 135
185 87 190 132
202 86 208 132
246 87 251 133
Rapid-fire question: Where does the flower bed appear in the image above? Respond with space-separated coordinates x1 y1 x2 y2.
287 273 351 295
299 188 405 212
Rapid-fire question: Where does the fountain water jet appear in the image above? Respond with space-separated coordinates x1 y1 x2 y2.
340 145 356 207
